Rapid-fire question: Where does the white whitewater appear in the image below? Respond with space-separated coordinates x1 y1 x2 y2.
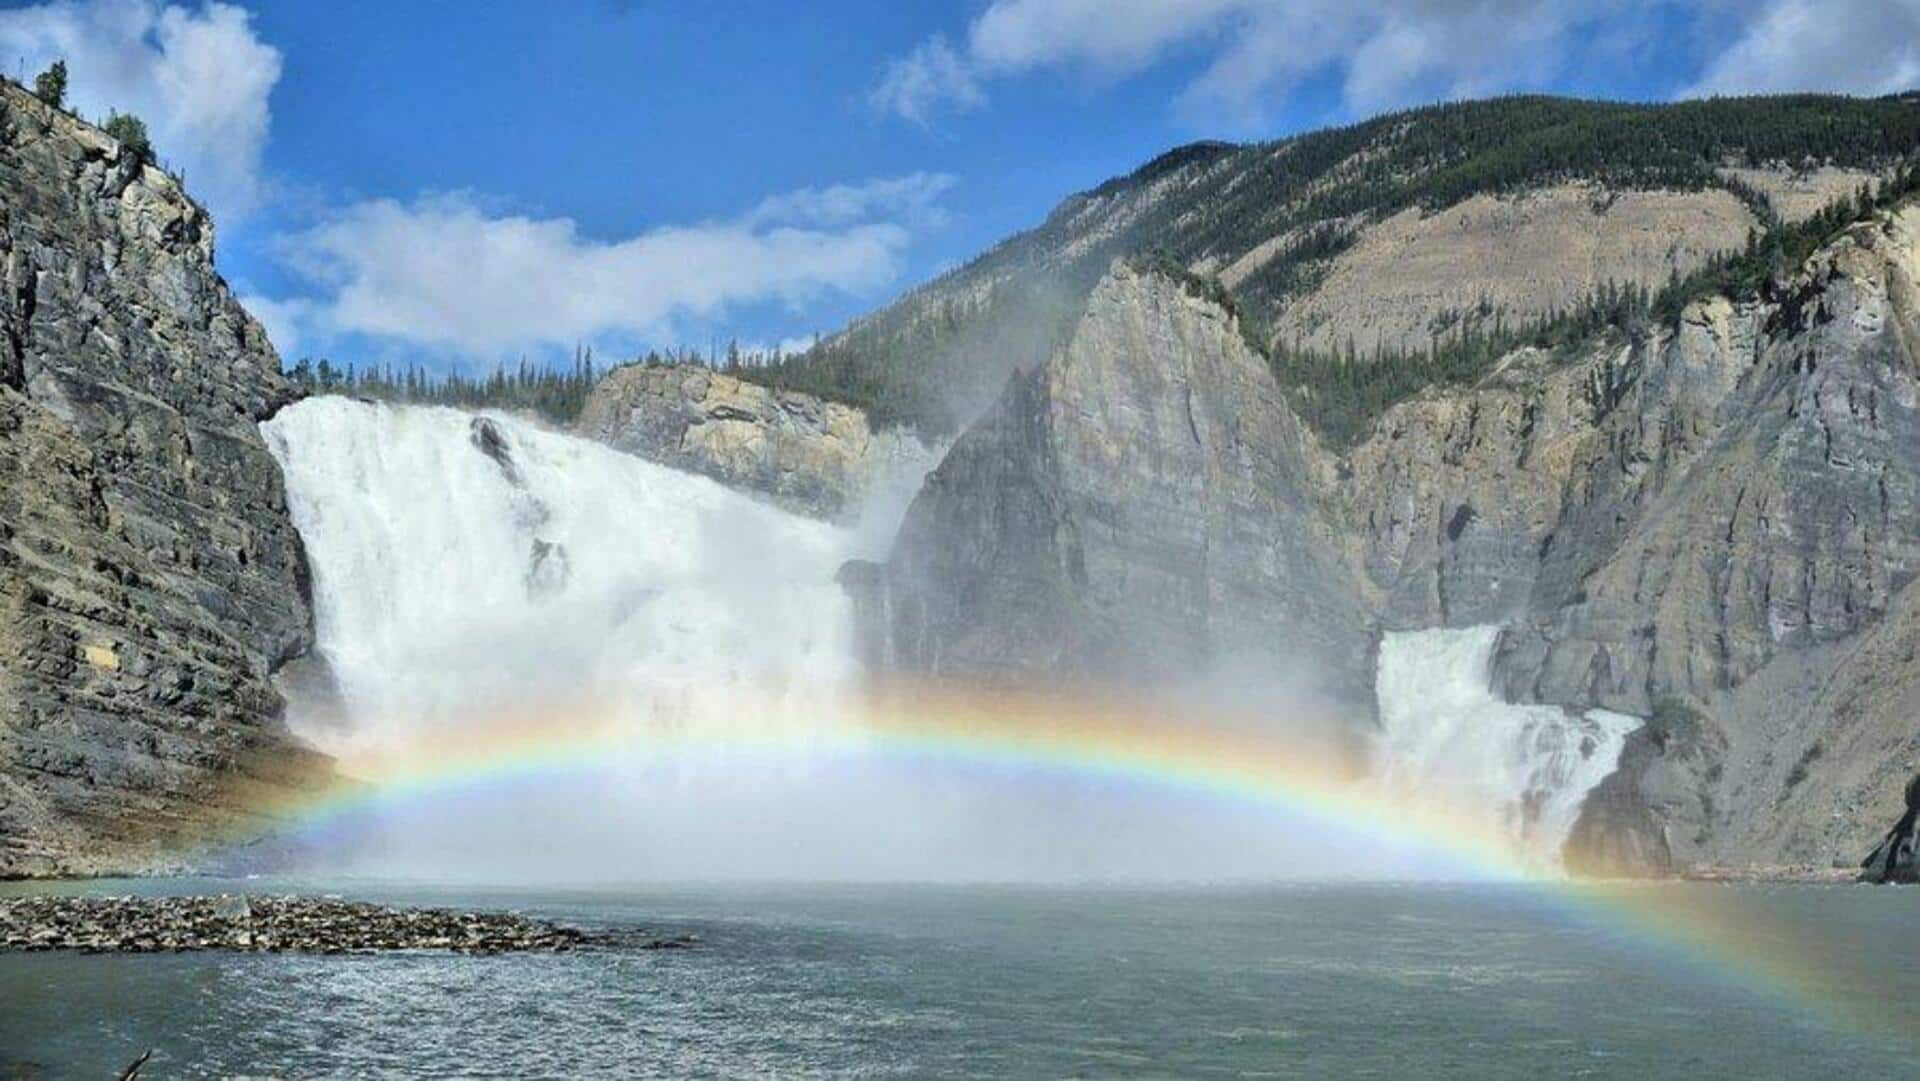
263 396 856 754
1372 626 1640 868
261 397 878 878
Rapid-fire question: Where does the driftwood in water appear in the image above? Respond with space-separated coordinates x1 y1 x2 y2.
1860 773 1920 883
116 1049 152 1080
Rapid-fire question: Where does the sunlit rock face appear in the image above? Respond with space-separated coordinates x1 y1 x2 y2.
576 362 928 522
878 259 1370 707
0 82 326 877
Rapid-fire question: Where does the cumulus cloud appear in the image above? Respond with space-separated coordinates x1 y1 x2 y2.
236 292 311 360
267 177 949 359
1684 0 1920 98
0 0 281 224
870 35 984 125
874 0 1920 127
748 171 955 228
875 1 1617 125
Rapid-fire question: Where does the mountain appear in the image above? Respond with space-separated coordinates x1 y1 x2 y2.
0 81 326 875
744 94 1920 440
868 180 1920 872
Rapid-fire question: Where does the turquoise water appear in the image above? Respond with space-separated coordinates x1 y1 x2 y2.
2 879 1916 1078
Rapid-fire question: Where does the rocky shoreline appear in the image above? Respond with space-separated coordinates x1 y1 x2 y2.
0 895 603 955
1676 865 1864 884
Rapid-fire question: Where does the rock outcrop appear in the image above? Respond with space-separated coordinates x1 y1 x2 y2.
0 82 325 876
1274 208 1917 870
877 261 1370 703
576 363 920 520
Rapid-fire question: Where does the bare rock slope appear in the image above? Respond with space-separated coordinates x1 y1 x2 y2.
0 83 325 876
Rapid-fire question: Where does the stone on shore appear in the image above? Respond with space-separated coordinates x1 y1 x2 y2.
0 895 591 954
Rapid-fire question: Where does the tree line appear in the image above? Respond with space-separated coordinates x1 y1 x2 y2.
287 349 605 426
283 340 819 426
19 60 152 164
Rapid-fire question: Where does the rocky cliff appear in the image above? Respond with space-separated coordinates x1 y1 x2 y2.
878 200 1920 872
877 261 1368 702
577 362 923 521
0 82 324 876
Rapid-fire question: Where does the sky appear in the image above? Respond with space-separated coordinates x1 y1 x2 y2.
0 0 1915 375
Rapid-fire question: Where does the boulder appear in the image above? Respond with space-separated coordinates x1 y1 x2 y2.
1860 773 1920 883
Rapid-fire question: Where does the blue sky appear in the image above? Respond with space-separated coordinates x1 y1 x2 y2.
1 0 1915 374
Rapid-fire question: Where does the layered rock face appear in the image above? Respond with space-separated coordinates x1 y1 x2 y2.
880 203 1920 871
577 363 918 520
1345 209 1920 869
877 262 1370 703
0 84 324 876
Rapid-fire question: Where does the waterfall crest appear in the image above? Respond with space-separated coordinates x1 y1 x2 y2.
1372 626 1639 867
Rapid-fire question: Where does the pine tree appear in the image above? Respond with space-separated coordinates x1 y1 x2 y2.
33 60 65 109
103 111 152 164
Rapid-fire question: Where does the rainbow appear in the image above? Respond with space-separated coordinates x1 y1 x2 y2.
218 686 1908 1039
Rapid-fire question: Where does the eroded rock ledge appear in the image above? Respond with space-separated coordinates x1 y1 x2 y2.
0 895 596 954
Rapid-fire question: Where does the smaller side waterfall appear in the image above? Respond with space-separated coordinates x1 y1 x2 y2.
1372 626 1640 867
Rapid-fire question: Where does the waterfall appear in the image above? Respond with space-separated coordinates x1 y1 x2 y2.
260 398 870 877
1371 626 1640 867
262 397 857 753
258 397 1635 879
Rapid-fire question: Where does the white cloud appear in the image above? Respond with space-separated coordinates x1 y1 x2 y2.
0 0 281 224
236 292 311 359
876 1 1629 126
968 0 1243 74
870 35 984 125
748 171 955 228
874 0 1920 127
1684 0 1920 98
269 177 950 360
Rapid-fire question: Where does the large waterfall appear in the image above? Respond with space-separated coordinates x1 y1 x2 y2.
262 397 879 878
1372 627 1640 867
263 397 857 751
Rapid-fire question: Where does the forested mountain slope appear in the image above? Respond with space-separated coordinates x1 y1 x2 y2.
746 94 1920 439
